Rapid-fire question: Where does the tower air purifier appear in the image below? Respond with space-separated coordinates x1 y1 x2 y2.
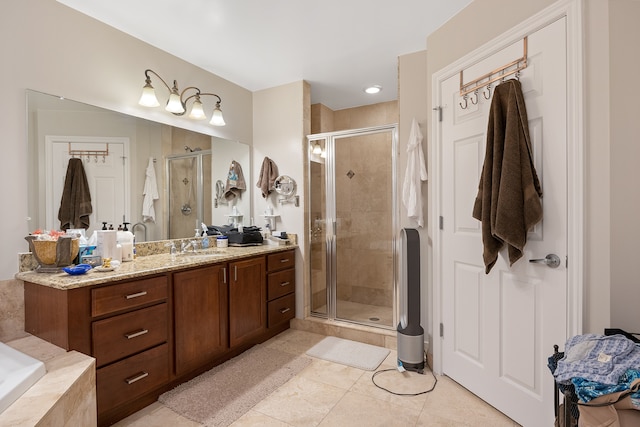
397 228 425 373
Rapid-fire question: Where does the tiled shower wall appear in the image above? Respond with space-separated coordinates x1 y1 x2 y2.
310 101 398 310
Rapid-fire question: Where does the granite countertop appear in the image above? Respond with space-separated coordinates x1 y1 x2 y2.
15 243 296 290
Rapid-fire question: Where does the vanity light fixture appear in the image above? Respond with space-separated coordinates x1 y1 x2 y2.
138 69 226 126
364 85 382 94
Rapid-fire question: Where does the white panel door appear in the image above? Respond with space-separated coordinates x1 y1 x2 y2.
439 18 567 426
47 137 128 236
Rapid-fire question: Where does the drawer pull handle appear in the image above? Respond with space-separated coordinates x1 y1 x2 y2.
279 307 291 314
125 371 149 385
280 281 290 287
124 329 149 339
280 259 290 263
125 291 147 300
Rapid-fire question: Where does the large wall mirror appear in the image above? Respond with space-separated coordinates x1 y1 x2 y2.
27 90 251 242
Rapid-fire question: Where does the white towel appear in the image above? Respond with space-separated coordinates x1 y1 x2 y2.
142 157 159 222
402 118 428 227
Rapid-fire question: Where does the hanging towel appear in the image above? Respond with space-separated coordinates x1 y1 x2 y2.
402 118 428 227
224 160 246 200
256 156 279 198
472 79 543 273
58 158 93 230
142 157 159 222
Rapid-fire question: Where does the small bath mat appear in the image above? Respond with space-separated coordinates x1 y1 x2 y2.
306 336 390 371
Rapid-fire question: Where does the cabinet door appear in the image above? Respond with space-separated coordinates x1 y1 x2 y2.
173 264 228 376
229 256 266 348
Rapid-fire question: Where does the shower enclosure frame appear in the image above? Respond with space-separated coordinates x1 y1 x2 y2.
165 149 211 238
307 124 399 329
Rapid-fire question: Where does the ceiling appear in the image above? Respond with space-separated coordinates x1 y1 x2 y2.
57 0 472 111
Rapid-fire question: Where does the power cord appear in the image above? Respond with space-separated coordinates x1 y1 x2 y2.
371 351 438 396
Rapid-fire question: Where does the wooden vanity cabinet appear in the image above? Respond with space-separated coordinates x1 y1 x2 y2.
267 250 296 328
90 276 170 423
228 256 267 348
23 248 296 426
172 264 228 376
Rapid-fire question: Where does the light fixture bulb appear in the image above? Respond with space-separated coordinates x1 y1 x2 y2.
138 82 160 107
364 85 382 94
312 142 322 155
209 104 226 126
188 97 206 120
165 91 185 114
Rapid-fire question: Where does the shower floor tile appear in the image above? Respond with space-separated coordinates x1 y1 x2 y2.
313 299 394 328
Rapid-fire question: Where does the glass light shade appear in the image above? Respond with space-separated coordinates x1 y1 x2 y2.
165 92 185 114
312 142 322 155
209 106 226 126
188 99 206 120
138 83 160 107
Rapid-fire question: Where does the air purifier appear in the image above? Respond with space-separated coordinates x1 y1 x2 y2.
397 228 425 373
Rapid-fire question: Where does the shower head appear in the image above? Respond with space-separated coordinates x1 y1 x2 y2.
184 146 202 152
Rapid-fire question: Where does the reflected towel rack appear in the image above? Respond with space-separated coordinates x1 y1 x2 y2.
68 142 110 162
459 36 528 99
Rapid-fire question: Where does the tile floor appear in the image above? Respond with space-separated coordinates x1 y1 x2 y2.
114 329 519 427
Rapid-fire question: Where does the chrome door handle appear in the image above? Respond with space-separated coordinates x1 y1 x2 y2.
529 254 561 268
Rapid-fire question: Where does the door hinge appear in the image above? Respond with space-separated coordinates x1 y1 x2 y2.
439 216 444 230
433 106 443 122
440 323 444 338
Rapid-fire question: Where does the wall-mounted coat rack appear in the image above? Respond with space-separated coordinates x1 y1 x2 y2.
68 142 110 162
459 36 528 109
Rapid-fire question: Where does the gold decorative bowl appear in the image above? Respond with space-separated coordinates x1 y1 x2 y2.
25 235 80 270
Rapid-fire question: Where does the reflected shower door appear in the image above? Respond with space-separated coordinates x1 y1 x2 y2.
308 125 397 328
167 151 212 239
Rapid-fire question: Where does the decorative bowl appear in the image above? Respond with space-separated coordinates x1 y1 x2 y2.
62 264 92 275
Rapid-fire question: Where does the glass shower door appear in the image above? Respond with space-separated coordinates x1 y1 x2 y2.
308 125 397 329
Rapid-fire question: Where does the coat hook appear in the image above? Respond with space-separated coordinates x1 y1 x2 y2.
470 90 479 105
483 84 492 100
459 94 469 110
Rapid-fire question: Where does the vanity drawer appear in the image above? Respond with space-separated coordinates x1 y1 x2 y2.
92 276 167 317
96 343 169 416
267 268 295 301
92 303 168 367
267 250 295 272
268 293 295 327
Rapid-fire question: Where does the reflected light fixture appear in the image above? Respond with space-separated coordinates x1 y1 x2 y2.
364 85 382 94
138 69 225 126
312 142 322 155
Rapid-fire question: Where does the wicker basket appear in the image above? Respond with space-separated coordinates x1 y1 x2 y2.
26 235 79 267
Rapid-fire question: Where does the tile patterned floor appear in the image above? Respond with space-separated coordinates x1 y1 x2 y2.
114 329 519 427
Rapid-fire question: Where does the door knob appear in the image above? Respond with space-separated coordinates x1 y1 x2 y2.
529 254 561 268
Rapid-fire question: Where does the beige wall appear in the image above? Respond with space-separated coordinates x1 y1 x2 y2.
398 50 430 339
253 81 309 317
1 0 253 281
609 0 640 332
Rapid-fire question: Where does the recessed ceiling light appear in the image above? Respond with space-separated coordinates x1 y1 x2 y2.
364 85 382 94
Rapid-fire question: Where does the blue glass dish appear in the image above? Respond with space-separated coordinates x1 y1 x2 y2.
62 264 92 275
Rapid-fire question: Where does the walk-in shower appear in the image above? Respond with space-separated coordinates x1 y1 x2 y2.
166 149 212 238
308 124 398 328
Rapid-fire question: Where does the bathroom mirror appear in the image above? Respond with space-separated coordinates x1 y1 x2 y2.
26 89 251 241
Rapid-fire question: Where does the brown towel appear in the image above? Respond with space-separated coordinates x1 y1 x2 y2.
256 157 279 198
58 158 93 230
224 160 246 200
472 79 543 273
